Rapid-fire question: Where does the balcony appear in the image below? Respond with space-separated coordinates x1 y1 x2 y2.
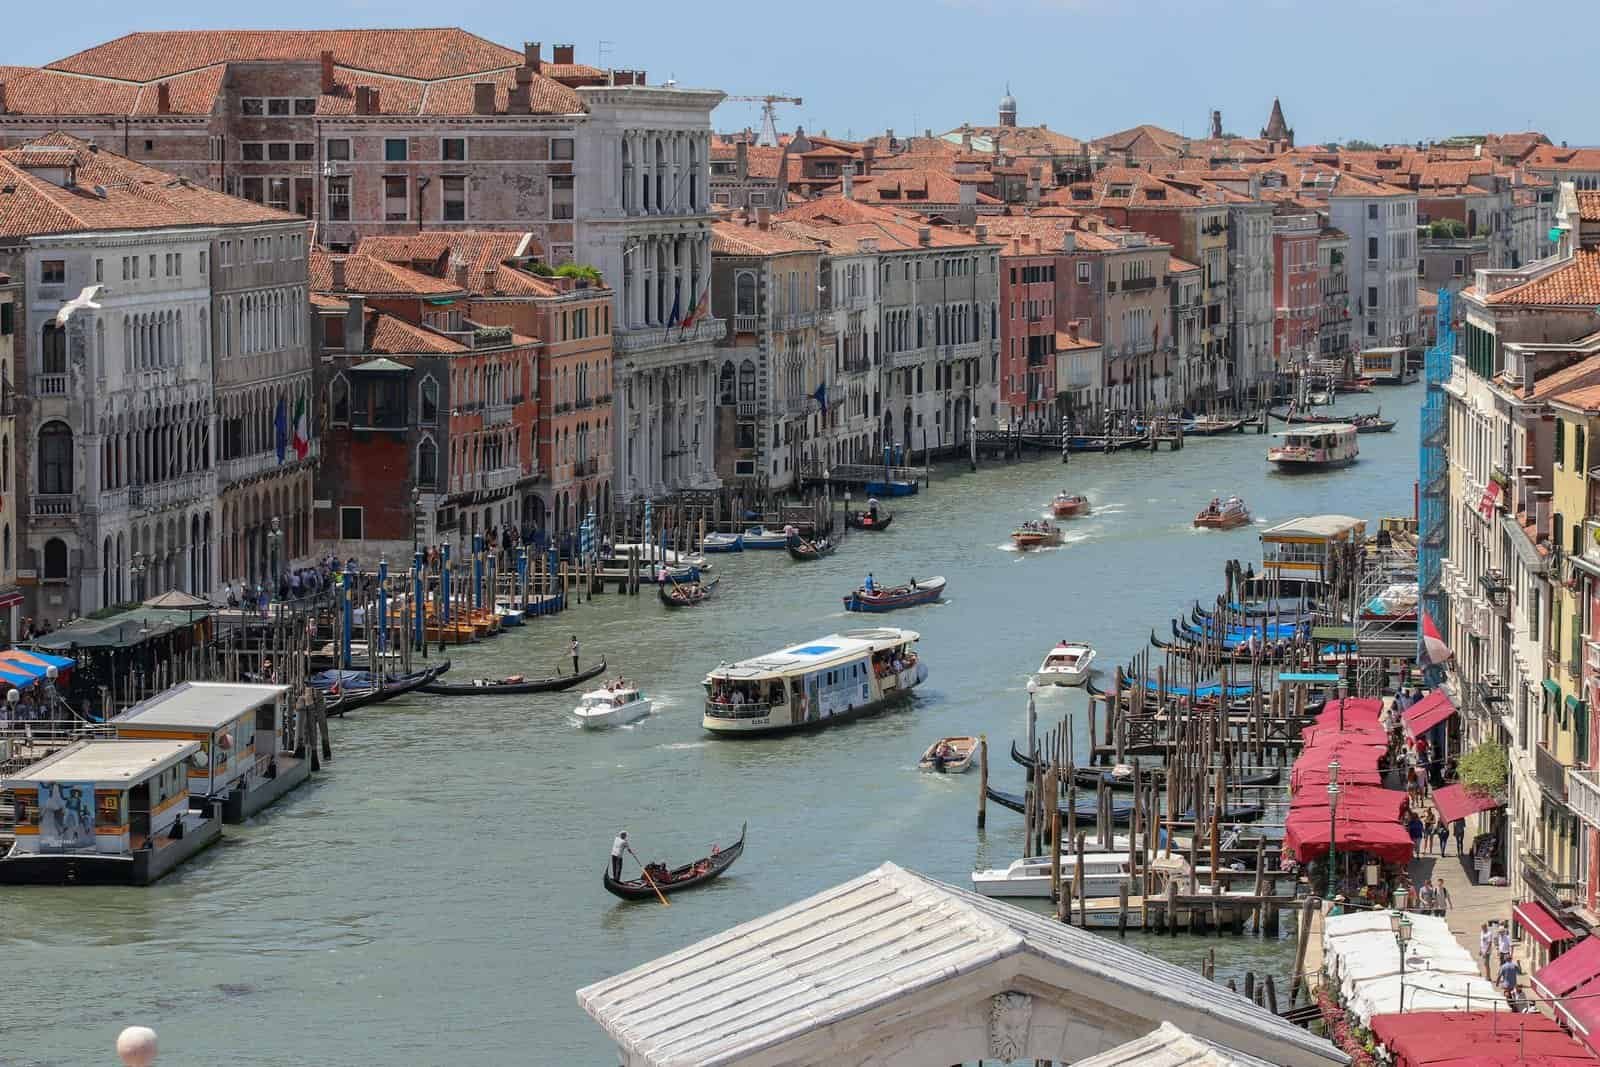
778 311 818 330
1479 569 1510 616
733 315 760 334
841 356 872 374
1122 276 1157 293
218 445 315 487
484 402 514 426
1521 847 1576 912
615 317 727 355
734 400 759 417
940 341 983 362
31 494 74 518
35 374 67 397
1537 742 1570 801
1572 768 1600 831
784 394 811 416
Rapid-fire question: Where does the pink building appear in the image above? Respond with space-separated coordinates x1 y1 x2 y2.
1272 207 1322 372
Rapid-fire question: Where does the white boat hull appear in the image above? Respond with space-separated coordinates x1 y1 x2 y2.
573 698 653 729
971 858 1130 900
1036 647 1095 687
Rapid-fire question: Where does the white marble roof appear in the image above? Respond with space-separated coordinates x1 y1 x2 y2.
1075 1022 1286 1067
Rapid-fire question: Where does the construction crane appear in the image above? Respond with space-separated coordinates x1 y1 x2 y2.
724 95 803 148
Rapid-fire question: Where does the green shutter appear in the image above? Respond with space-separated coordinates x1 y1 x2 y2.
1557 418 1567 465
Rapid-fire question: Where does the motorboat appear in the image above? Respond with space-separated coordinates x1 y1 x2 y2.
1036 641 1095 686
970 854 1133 899
740 526 789 550
918 736 978 773
846 509 894 532
701 531 745 553
1011 520 1064 549
1268 425 1359 472
572 682 652 728
842 576 945 613
1051 492 1090 519
1193 496 1251 530
493 601 525 626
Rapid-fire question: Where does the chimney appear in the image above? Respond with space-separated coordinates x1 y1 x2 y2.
1027 166 1041 207
1062 232 1076 252
330 256 347 292
524 42 542 73
353 86 369 115
473 82 496 116
860 144 875 174
156 81 172 115
756 207 771 231
917 226 931 246
320 50 337 95
510 68 532 113
453 258 470 290
736 140 748 181
843 161 855 199
961 129 972 152
1068 319 1080 341
344 295 367 356
635 71 646 86
553 43 575 65
957 181 976 227
975 223 987 242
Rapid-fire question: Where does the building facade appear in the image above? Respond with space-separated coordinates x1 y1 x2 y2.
1328 181 1420 350
0 274 19 638
1271 209 1321 374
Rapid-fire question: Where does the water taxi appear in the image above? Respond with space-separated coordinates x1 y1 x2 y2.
971 854 1133 899
0 739 222 885
1051 492 1090 519
1011 520 1064 549
1193 496 1251 530
918 736 978 773
703 627 926 736
572 682 652 729
1268 424 1358 472
1036 641 1096 686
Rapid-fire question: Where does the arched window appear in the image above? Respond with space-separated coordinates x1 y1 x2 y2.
42 537 68 580
737 359 756 403
718 361 736 404
735 272 757 317
420 376 439 425
330 375 349 425
417 436 438 488
38 421 73 495
41 323 67 376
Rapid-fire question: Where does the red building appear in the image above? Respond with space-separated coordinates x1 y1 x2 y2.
998 236 1059 425
1271 207 1322 372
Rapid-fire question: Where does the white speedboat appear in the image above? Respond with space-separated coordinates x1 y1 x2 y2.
971 854 1133 899
572 683 652 729
493 600 525 626
702 531 744 553
1036 641 1095 686
740 526 789 550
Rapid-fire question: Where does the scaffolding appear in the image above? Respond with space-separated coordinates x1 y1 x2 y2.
1419 289 1454 658
1354 543 1421 695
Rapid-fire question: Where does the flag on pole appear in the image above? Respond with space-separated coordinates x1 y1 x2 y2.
274 396 288 463
812 382 828 414
681 284 709 332
291 389 310 461
1419 609 1453 667
666 287 681 327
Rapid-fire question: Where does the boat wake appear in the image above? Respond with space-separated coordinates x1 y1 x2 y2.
659 741 707 751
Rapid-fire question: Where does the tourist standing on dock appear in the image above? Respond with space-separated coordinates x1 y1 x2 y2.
570 636 581 674
610 831 628 880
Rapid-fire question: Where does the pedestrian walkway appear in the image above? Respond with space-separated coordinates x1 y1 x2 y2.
1408 832 1519 993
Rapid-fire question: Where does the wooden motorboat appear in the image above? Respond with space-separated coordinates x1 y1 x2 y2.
701 531 745 553
1193 496 1251 530
985 786 1134 824
842 576 945 613
1036 641 1095 686
845 509 894 532
1051 492 1090 519
1185 416 1245 436
786 533 837 561
659 576 720 608
1335 377 1375 393
572 682 652 728
318 660 452 716
918 735 978 773
420 657 606 696
602 823 746 900
1011 520 1064 549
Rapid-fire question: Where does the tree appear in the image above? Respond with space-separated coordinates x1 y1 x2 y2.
1342 139 1380 151
1457 740 1508 797
1428 219 1468 239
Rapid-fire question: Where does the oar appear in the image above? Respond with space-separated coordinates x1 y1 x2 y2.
627 845 670 907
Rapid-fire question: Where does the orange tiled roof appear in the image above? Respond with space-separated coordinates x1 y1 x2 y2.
357 231 570 299
365 311 467 355
776 198 996 250
1169 255 1200 272
1531 343 1600 408
709 144 785 180
1056 332 1101 350
1577 191 1600 222
1524 145 1600 172
0 133 297 238
1486 250 1600 307
711 218 820 256
310 249 464 297
832 169 1001 206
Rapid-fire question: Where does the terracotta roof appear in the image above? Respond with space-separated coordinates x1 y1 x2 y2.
0 133 297 239
364 311 466 355
1055 332 1101 350
836 169 1002 206
1169 255 1200 272
359 231 529 274
1524 145 1600 172
1485 249 1600 307
776 198 997 250
1577 191 1600 222
711 218 820 256
309 249 464 297
310 292 349 311
1091 123 1185 157
978 213 1137 254
1417 288 1439 310
1532 344 1600 407
709 144 785 180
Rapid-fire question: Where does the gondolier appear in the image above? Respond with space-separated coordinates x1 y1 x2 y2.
610 830 628 880
570 635 581 674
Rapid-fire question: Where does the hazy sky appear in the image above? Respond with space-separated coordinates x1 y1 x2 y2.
9 0 1595 147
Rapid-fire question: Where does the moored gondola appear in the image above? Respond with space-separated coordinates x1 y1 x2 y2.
319 660 452 716
985 786 1135 824
786 533 838 561
420 657 606 696
602 823 746 901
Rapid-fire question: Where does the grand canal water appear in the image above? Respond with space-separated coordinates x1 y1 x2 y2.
9 386 1422 1066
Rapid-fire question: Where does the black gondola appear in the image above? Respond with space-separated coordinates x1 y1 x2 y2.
786 533 838 561
1005 740 1281 791
845 510 894 532
602 823 746 900
323 660 452 716
419 657 606 696
985 786 1134 824
659 576 720 608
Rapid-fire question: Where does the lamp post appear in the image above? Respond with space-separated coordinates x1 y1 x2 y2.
411 486 423 556
969 413 978 472
6 688 17 725
1390 909 1414 1012
43 665 58 715
1025 677 1039 766
1326 757 1342 900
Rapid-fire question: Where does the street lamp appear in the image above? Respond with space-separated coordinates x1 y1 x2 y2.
1326 757 1342 900
43 665 58 714
1390 909 1414 1012
1026 677 1039 767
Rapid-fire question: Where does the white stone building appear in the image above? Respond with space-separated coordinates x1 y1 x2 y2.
1328 177 1420 350
1226 200 1275 396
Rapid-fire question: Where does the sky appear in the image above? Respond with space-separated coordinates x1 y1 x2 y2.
8 0 1599 148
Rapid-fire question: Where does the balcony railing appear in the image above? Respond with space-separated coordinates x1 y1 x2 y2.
1479 569 1510 616
31 494 74 517
735 400 759 418
1122 276 1157 292
36 374 67 396
615 317 727 354
733 315 760 334
484 402 514 425
1572 768 1600 832
1537 742 1569 800
1521 848 1576 912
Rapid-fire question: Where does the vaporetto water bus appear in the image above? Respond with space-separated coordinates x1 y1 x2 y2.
702 628 926 736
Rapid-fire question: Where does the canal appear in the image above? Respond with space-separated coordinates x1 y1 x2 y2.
10 387 1421 1065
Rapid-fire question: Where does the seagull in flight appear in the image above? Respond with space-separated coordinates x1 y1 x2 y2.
54 284 104 327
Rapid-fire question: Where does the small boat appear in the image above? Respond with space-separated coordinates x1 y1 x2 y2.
1185 416 1245 436
642 562 702 585
1193 496 1251 530
1335 377 1374 393
1011 520 1064 549
1270 407 1380 425
786 533 837 561
602 823 747 900
971 853 1133 899
701 532 745 553
1353 414 1396 434
421 656 607 696
739 526 789 550
842 576 945 613
572 682 652 728
492 601 525 626
1036 641 1095 686
1051 492 1090 519
1268 424 1358 472
1008 741 1280 790
985 786 1134 824
845 509 894 532
659 576 720 608
918 736 978 773
864 478 918 497
317 661 452 716
1176 804 1266 824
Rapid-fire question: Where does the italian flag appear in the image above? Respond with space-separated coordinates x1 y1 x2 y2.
291 390 310 461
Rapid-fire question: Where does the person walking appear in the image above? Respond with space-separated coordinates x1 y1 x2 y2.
610 830 628 881
1499 954 1521 999
570 635 581 675
1417 880 1435 915
1479 922 1494 978
1407 812 1425 852
1435 819 1450 857
1422 810 1437 854
1452 817 1467 856
1434 877 1451 918
1497 922 1513 967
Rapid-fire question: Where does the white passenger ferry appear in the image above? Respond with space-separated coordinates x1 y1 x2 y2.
1267 424 1359 472
702 628 926 736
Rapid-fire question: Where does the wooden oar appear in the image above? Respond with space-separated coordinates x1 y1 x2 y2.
627 845 670 907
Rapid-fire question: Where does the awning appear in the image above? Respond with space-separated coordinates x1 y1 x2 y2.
1533 935 1600 1000
1403 689 1457 737
1283 808 1415 864
1515 899 1579 949
1557 972 1600 1040
1370 1009 1594 1066
1544 678 1563 700
1433 783 1504 825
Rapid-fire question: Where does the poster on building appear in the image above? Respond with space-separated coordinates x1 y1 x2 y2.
37 781 96 852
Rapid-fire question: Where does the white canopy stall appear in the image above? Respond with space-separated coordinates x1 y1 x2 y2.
1322 910 1505 1023
578 862 1347 1067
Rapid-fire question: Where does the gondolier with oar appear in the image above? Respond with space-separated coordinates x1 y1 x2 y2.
610 830 628 881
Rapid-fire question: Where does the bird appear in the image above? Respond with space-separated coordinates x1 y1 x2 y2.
54 284 104 327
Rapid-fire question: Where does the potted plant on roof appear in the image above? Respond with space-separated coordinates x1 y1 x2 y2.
554 263 602 290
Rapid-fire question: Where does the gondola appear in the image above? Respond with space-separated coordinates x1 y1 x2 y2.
1005 741 1280 791
1269 408 1380 425
786 533 838 561
419 656 606 696
1176 804 1266 823
985 786 1134 824
319 660 452 716
659 576 720 608
845 510 894 532
602 823 746 901
1353 416 1396 434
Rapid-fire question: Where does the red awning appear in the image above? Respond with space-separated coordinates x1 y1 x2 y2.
1283 808 1415 865
1557 972 1600 1043
1534 935 1600 1000
1433 783 1504 825
1516 899 1579 949
1315 697 1384 728
1370 1009 1596 1066
1290 785 1409 820
1404 689 1458 737
1292 764 1385 792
